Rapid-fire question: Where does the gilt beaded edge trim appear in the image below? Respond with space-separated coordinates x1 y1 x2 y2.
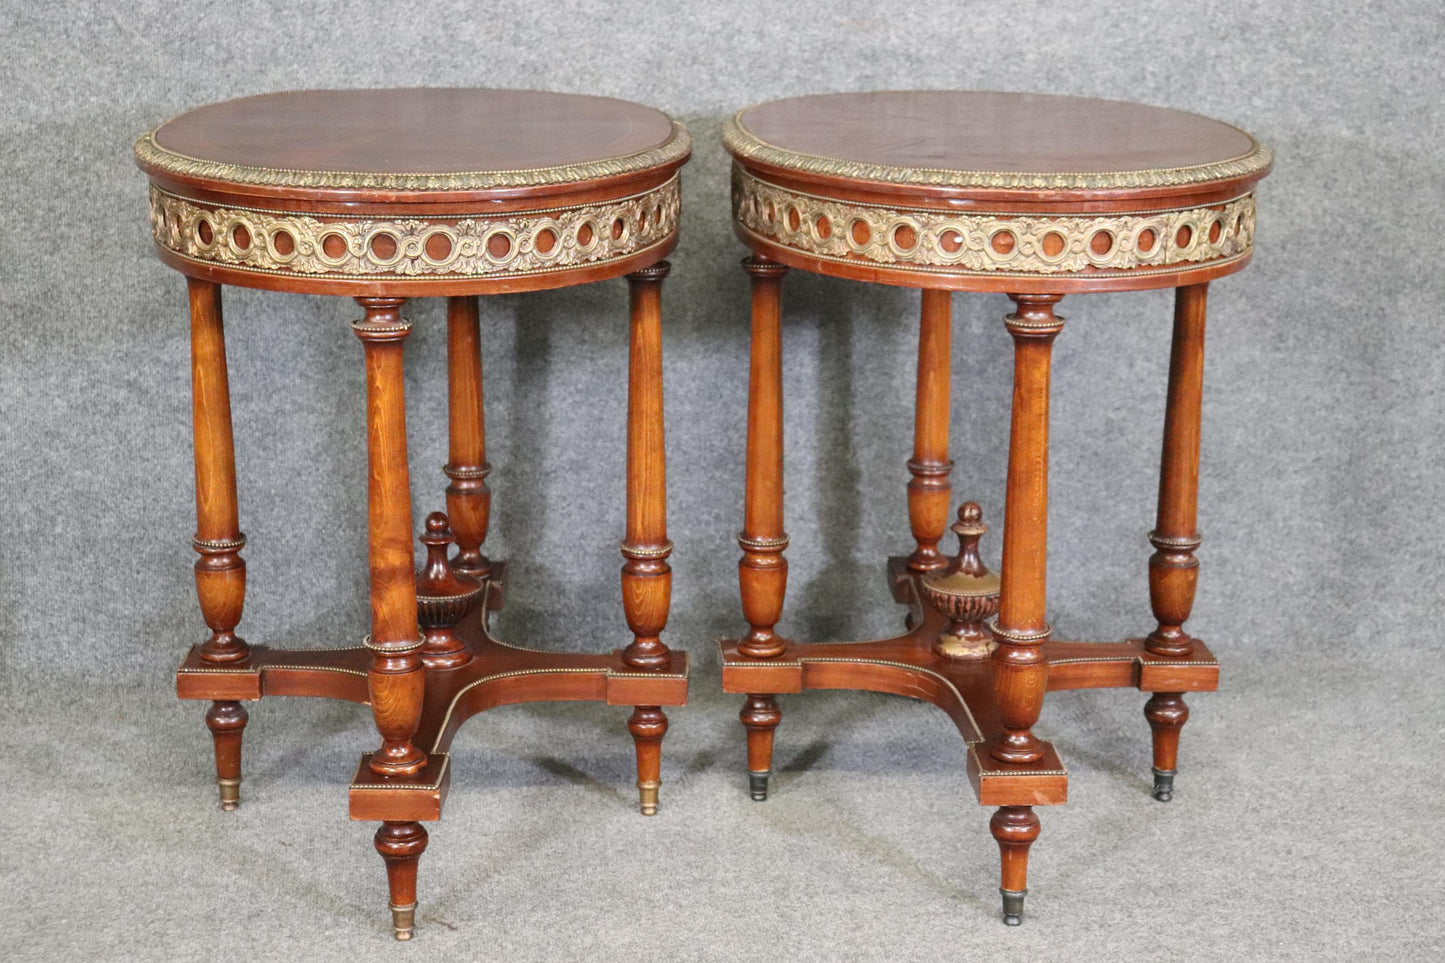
350 753 451 791
724 112 1271 191
443 462 492 480
966 747 1070 779
362 634 426 655
734 168 1257 278
177 648 371 677
192 533 246 552
1046 655 1220 667
988 621 1054 644
148 176 680 280
427 665 686 753
135 121 691 191
620 541 674 560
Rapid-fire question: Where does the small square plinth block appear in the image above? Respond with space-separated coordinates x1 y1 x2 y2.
349 753 451 822
967 742 1068 807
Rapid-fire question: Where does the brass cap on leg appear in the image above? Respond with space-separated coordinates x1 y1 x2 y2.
1000 887 1027 926
637 780 660 816
1152 767 1176 803
389 902 416 941
217 776 241 811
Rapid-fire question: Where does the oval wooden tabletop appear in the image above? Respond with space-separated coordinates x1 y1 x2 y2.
724 91 1272 293
137 88 690 202
136 89 691 296
725 90 1270 202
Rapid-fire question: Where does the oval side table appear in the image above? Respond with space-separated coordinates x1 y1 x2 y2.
719 90 1272 925
135 88 691 940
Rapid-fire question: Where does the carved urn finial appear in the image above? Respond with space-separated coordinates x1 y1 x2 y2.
415 512 483 669
921 502 1001 660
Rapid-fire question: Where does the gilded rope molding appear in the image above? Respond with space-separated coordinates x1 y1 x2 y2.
149 177 680 279
136 122 690 192
732 168 1255 276
723 114 1272 192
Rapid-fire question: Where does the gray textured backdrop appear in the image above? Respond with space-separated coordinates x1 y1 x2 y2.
2 1 1442 960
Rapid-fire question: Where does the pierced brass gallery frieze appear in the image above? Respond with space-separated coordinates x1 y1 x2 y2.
732 168 1255 277
148 176 680 279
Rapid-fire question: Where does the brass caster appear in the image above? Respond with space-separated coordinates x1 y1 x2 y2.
389 902 416 941
749 770 770 802
1000 887 1026 926
1152 767 1176 802
217 776 241 811
638 780 660 816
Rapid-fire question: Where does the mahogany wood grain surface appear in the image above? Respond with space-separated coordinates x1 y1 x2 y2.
724 92 1268 927
154 89 676 185
149 89 690 940
736 91 1260 193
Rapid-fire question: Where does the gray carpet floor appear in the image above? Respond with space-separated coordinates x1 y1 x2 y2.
6 627 1441 962
4 0 1444 959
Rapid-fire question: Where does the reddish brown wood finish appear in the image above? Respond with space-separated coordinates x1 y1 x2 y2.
724 90 1265 928
1148 283 1208 659
146 89 679 205
444 296 492 579
736 92 1260 204
187 278 248 665
989 296 1064 766
147 90 692 940
737 256 790 659
353 298 427 777
204 700 247 811
1145 692 1189 801
740 694 783 800
621 263 674 671
907 289 953 573
628 706 668 816
414 513 482 669
725 92 1271 295
990 806 1040 925
374 821 428 940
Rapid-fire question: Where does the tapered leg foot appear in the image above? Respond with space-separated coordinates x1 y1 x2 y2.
740 694 781 801
1145 692 1188 802
375 821 428 941
990 806 1040 926
628 706 668 815
204 700 247 811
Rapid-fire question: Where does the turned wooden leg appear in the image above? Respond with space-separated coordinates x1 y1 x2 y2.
907 288 953 573
989 296 1065 766
620 264 676 813
1142 284 1209 799
737 256 790 661
628 706 668 816
187 278 248 665
204 700 247 810
737 256 789 799
374 821 428 940
444 295 492 579
990 806 1041 925
1145 692 1189 801
188 279 252 807
353 298 426 777
620 263 674 671
740 694 782 801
